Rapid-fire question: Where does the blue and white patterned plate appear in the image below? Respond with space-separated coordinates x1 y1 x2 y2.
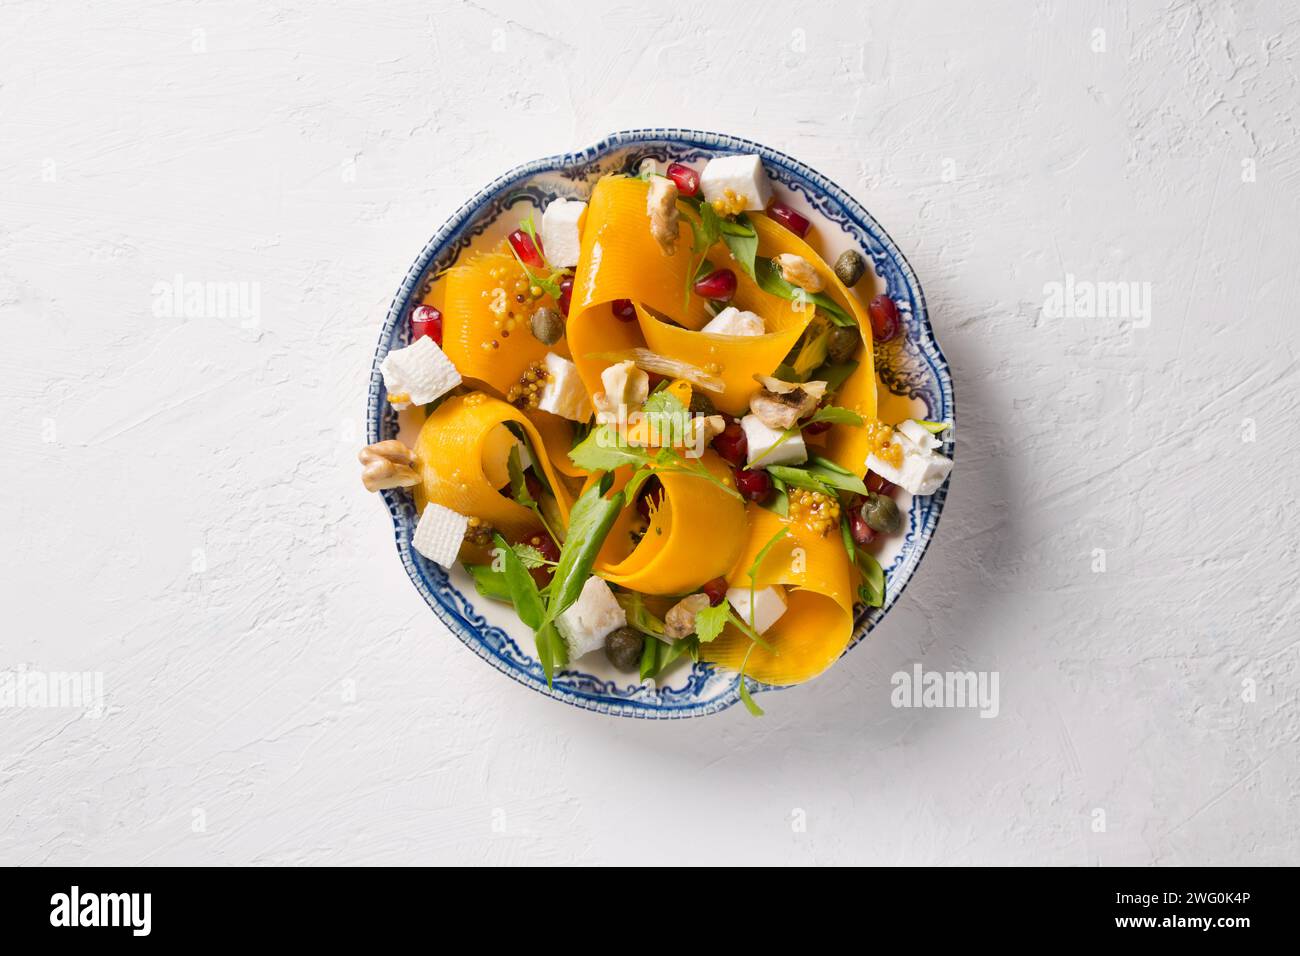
368 129 954 719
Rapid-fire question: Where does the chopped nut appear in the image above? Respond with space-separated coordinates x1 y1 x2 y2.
664 593 711 640
686 413 727 447
359 440 420 492
647 176 680 256
775 253 825 293
749 387 821 431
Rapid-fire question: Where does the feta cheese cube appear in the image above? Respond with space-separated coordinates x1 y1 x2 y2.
727 584 788 635
555 576 627 660
700 155 773 212
380 336 461 410
741 413 807 467
541 198 586 269
701 307 765 337
536 353 593 422
865 424 953 496
411 502 469 566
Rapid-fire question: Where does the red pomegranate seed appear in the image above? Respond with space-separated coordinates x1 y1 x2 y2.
712 420 748 467
868 294 901 343
849 510 876 546
508 229 545 269
612 298 637 321
767 201 811 238
734 467 773 503
635 477 664 521
666 162 700 197
523 530 560 563
557 275 574 316
803 419 833 436
410 305 443 346
701 576 728 606
866 471 897 496
693 268 737 302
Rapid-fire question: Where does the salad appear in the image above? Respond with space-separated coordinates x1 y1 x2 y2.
361 153 952 714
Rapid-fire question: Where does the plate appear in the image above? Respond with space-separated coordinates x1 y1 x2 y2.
367 129 954 718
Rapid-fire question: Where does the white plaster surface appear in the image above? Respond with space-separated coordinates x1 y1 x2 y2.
2 0 1298 866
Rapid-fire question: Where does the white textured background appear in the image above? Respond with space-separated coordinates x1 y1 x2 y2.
2 0 1298 866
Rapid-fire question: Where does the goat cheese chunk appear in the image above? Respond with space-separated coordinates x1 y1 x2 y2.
866 420 953 496
701 307 765 337
541 198 586 269
380 336 461 410
537 353 593 422
555 576 627 660
411 502 469 567
700 155 773 212
726 585 788 635
741 413 807 467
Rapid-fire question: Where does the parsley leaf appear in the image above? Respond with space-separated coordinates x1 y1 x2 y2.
510 543 551 569
693 601 730 643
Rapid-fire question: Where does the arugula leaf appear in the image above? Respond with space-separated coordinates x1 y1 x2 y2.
808 465 868 495
810 455 854 476
720 214 759 278
693 601 730 643
543 479 624 625
466 563 513 604
856 550 885 607
767 463 868 496
640 634 695 681
763 473 790 517
840 514 856 565
747 526 790 590
507 445 535 509
791 323 830 380
754 256 854 326
727 608 774 652
736 642 765 717
765 465 829 493
534 622 567 685
806 405 864 427
492 534 546 631
813 360 859 392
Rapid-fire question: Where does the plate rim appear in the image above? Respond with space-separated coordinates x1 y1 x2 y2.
367 128 955 719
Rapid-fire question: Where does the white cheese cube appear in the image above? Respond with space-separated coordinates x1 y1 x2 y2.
897 418 941 451
866 430 953 497
701 307 765 337
726 584 788 635
380 336 461 410
700 155 772 212
411 502 469 567
741 413 807 467
555 576 627 660
536 353 593 422
541 198 586 269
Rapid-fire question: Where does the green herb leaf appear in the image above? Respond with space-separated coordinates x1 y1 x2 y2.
727 608 774 652
568 425 650 472
466 563 513 604
765 465 831 493
736 642 765 717
721 214 759 278
693 601 731 643
916 419 951 435
507 445 535 509
616 590 666 639
510 542 549 569
856 550 885 608
813 360 859 392
754 256 854 326
535 622 567 686
791 324 830 379
806 405 864 427
543 479 624 625
492 534 546 631
640 634 695 680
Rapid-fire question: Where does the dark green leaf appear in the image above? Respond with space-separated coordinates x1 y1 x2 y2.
640 634 695 680
467 563 513 604
721 214 759 278
766 465 831 493
813 360 859 392
806 405 864 426
535 622 567 685
543 480 624 623
507 446 534 509
857 550 885 607
754 256 854 326
492 534 546 631
616 590 666 639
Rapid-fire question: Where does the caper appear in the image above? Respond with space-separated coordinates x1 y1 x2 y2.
826 325 860 364
833 250 866 287
859 491 902 535
604 626 645 672
689 390 716 415
529 306 565 345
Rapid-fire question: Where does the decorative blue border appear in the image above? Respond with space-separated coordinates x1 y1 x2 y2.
368 129 954 719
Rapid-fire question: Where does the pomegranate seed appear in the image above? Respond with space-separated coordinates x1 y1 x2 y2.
701 576 728 606
612 298 637 322
693 268 737 302
712 420 748 467
866 471 897 496
508 229 545 269
557 275 574 316
666 162 700 197
523 530 560 563
803 419 833 436
868 294 901 343
849 510 876 546
410 305 443 346
767 201 811 238
635 477 664 521
735 467 773 503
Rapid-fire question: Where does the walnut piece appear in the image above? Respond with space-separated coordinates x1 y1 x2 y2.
359 440 419 492
749 387 821 431
647 176 680 256
664 593 711 640
775 253 825 293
